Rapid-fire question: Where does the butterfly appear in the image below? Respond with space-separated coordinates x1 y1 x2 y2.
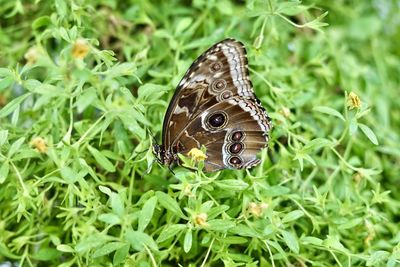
153 38 271 172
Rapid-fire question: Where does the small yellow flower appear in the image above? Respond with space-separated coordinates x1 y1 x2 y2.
30 137 48 153
279 107 291 118
182 183 193 197
347 92 361 110
24 47 39 65
187 148 207 162
72 38 90 59
248 202 268 217
193 213 208 227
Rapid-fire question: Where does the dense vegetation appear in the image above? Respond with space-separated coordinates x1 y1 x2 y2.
0 0 399 266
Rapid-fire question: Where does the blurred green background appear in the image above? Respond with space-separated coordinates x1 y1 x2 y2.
0 0 399 266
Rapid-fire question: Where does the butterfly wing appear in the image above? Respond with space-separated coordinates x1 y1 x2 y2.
173 97 270 171
161 38 271 171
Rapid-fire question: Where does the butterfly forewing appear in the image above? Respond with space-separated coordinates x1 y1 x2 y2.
159 38 271 172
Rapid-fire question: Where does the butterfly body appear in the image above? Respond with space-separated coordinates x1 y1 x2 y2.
156 38 271 172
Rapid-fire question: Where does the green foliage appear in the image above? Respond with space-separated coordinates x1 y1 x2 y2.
0 0 399 266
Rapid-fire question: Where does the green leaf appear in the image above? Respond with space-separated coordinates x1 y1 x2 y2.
214 179 249 191
155 192 186 219
264 186 290 197
60 166 78 184
0 75 14 90
57 244 75 253
138 196 157 231
157 224 186 243
359 123 378 145
207 219 236 232
137 83 167 101
0 162 9 184
75 88 97 113
282 210 304 223
88 145 116 172
32 247 61 261
32 16 51 30
110 192 125 217
0 130 8 146
175 18 193 35
98 213 121 225
0 93 30 118
125 230 158 251
229 224 259 237
366 250 390 266
349 117 358 135
93 242 126 258
183 228 192 253
113 244 129 265
281 230 299 253
313 106 345 121
301 236 323 246
55 0 67 18
8 137 25 157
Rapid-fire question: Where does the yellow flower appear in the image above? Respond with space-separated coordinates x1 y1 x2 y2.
24 47 39 65
30 137 48 153
193 213 208 227
72 39 90 59
347 92 361 110
279 107 291 118
248 202 268 217
187 148 207 162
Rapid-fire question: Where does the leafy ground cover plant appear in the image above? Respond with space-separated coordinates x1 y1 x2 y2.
0 0 399 266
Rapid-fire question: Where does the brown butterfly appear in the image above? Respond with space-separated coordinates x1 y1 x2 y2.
154 38 271 172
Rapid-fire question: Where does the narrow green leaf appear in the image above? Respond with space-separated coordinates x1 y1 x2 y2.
0 93 30 118
75 88 97 113
93 242 126 258
281 230 299 253
32 16 51 30
57 244 75 253
301 236 323 246
229 224 258 237
0 76 14 90
183 229 192 253
0 130 8 146
113 244 129 266
110 192 125 217
157 224 186 243
155 192 186 219
349 117 358 135
214 179 249 191
264 186 290 197
313 106 345 121
31 247 61 261
60 166 77 184
125 230 158 251
98 213 121 225
359 123 378 145
282 210 304 223
175 18 193 35
139 196 157 231
0 162 9 183
8 137 25 157
88 145 116 172
207 219 236 232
